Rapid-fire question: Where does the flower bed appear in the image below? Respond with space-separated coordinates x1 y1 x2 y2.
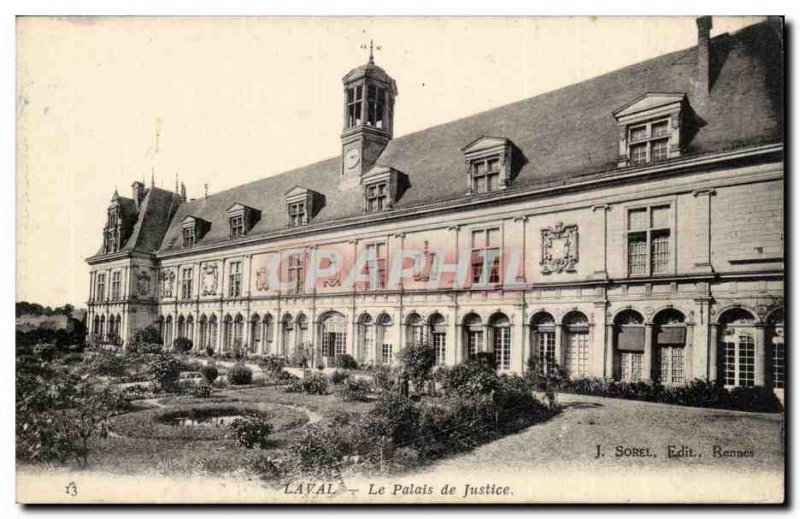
111 401 308 441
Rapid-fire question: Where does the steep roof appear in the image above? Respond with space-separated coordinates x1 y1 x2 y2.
156 21 781 255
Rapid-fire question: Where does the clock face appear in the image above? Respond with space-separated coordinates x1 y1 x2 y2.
345 148 361 169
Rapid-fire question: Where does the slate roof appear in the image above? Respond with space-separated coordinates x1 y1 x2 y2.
137 21 783 256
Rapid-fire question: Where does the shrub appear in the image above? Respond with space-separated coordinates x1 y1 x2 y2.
399 341 436 389
259 355 288 379
336 378 371 402
231 339 246 361
369 392 419 444
228 414 273 449
368 364 395 392
33 341 58 362
147 353 182 393
129 325 162 347
441 356 500 398
329 369 349 385
173 337 193 355
335 353 359 370
200 365 219 384
229 363 253 385
191 382 214 398
85 350 130 378
138 343 164 355
205 345 215 357
285 372 329 395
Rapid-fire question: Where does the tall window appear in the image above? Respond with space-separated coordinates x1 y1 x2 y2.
377 314 394 364
719 309 757 388
463 314 483 359
228 261 242 297
532 313 556 374
364 242 387 289
288 202 307 227
654 309 686 384
366 84 386 128
615 310 645 382
406 314 423 345
359 315 374 362
620 353 643 382
365 182 389 213
208 315 218 350
628 119 670 165
181 268 193 300
491 314 512 371
199 315 208 349
659 347 684 384
346 85 363 128
430 314 447 366
321 313 347 358
564 312 589 378
288 253 305 293
627 205 671 276
471 157 501 194
229 215 246 239
111 271 121 300
182 226 195 247
96 273 106 302
768 310 785 389
223 315 233 351
250 316 261 353
471 228 501 285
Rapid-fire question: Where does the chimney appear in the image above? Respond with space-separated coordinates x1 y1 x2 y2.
696 16 713 96
131 181 145 210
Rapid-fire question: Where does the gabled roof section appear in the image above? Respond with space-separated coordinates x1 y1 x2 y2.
460 136 510 154
155 21 782 255
226 202 255 214
613 92 686 118
181 215 210 226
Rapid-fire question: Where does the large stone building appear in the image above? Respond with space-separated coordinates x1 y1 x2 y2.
86 18 784 392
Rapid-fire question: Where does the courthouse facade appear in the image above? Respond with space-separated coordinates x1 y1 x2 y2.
86 18 784 391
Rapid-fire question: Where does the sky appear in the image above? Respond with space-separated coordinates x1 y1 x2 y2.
16 16 765 308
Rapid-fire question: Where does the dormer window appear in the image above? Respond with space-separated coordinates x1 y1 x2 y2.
284 186 323 228
366 182 389 213
226 203 259 240
613 93 692 168
230 215 245 239
461 136 515 195
181 215 210 248
362 165 407 214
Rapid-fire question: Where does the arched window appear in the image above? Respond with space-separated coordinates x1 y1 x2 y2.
282 314 294 356
654 309 686 384
263 314 274 353
489 313 511 371
208 315 218 350
164 315 173 347
429 313 447 366
719 308 757 388
177 315 186 339
358 313 374 364
767 309 785 390
92 315 100 334
223 314 233 351
376 314 395 364
296 314 309 348
563 311 589 378
199 315 208 350
233 314 244 350
320 312 347 359
463 313 483 360
406 313 424 346
531 312 556 374
186 315 194 345
614 309 645 382
250 314 261 353
99 315 106 338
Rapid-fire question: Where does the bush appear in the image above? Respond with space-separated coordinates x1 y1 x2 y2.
399 342 436 389
336 378 371 402
285 372 329 395
200 365 219 384
228 363 253 385
441 356 499 398
173 337 193 355
259 355 288 379
129 325 162 347
368 364 395 392
329 369 349 385
369 392 419 444
191 382 214 398
85 350 130 378
147 353 182 393
335 354 359 370
228 414 273 449
205 345 215 357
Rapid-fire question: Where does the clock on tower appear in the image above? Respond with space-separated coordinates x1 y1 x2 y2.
340 43 397 182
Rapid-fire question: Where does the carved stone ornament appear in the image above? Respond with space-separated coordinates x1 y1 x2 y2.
136 270 151 296
159 269 176 298
255 267 269 291
201 263 218 296
540 222 578 274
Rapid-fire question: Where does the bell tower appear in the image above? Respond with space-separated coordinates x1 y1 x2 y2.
340 41 397 185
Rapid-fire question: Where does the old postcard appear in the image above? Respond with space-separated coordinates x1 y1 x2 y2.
15 15 785 504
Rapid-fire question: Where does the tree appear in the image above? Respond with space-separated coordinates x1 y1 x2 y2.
398 341 436 392
129 324 162 347
173 337 193 355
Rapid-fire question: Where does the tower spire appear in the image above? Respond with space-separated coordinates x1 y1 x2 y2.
369 39 374 64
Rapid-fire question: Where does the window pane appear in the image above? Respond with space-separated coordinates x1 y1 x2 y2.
628 232 647 275
739 335 755 387
487 228 500 246
471 230 485 248
650 230 670 274
723 338 737 386
628 208 648 230
487 158 500 171
652 120 669 138
651 205 670 229
487 173 499 192
772 334 785 389
651 138 669 161
630 143 647 164
629 125 647 142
